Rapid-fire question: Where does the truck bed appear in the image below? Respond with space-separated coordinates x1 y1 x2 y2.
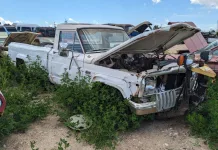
8 42 52 70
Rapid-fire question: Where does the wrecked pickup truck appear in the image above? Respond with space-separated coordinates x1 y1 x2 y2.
8 23 216 116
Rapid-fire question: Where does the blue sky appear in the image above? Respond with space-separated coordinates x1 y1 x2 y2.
0 0 218 31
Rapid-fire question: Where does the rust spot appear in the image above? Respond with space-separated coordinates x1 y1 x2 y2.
133 86 140 97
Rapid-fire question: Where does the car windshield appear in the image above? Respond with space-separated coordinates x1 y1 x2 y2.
22 27 31 31
5 27 17 32
78 28 129 53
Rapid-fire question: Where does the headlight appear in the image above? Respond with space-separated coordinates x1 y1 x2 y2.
144 78 156 95
186 54 194 65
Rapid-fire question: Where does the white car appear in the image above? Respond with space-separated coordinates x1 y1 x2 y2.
8 23 212 116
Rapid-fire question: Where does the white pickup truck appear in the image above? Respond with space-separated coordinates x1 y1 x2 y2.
8 23 204 115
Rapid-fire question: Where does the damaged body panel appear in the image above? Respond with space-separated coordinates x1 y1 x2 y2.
9 23 213 116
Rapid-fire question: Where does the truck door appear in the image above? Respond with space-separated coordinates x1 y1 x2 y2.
49 31 84 84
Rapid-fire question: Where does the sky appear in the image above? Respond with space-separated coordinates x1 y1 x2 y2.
0 0 218 31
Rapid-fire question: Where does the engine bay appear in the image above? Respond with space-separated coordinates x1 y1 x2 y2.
98 53 159 73
98 53 177 73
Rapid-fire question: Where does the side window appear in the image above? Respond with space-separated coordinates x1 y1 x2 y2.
59 31 83 54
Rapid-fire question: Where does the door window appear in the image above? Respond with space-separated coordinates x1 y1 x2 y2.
59 31 83 53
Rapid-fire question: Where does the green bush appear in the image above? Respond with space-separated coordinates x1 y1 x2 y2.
0 56 52 141
187 79 218 149
54 74 145 149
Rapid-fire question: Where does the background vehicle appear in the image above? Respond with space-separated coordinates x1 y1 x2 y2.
4 26 17 35
104 23 134 32
0 26 7 45
105 21 153 37
35 27 55 37
127 21 152 37
0 91 6 116
8 23 213 116
13 23 39 32
194 40 218 73
0 32 54 55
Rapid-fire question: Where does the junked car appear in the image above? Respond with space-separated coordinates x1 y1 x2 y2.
194 40 218 73
0 32 54 56
0 26 8 46
105 21 153 37
0 91 6 116
8 23 216 116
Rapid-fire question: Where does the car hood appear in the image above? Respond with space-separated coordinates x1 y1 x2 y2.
127 21 152 34
3 32 38 47
93 23 200 63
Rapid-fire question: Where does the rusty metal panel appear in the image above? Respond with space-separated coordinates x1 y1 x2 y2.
184 32 208 53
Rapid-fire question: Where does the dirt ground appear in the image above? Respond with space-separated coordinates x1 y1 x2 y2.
3 115 209 150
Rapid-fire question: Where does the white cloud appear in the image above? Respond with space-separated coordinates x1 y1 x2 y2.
152 0 161 4
92 20 100 24
190 0 218 9
68 18 79 23
15 20 22 23
0 17 13 25
45 21 49 24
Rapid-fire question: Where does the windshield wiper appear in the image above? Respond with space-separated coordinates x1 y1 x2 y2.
92 48 109 51
86 48 109 53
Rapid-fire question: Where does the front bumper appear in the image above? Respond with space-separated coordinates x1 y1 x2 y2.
129 87 182 115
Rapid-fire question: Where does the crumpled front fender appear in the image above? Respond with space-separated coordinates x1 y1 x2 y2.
91 74 135 99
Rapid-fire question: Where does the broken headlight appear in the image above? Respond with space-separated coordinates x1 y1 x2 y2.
144 78 156 95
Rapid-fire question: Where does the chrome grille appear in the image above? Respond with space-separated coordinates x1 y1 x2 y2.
156 88 181 112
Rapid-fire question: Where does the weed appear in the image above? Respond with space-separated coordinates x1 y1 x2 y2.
187 79 218 150
30 141 39 150
54 74 144 149
0 56 52 141
57 138 70 150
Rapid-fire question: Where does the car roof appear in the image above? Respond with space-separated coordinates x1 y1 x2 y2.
13 23 40 27
57 23 123 30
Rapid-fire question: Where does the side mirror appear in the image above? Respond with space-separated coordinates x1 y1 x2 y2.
200 51 212 62
59 43 71 52
59 43 72 57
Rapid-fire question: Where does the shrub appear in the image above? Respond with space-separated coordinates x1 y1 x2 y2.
187 79 218 149
0 56 52 141
54 74 145 149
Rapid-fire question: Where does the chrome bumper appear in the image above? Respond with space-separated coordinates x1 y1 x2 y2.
129 88 182 115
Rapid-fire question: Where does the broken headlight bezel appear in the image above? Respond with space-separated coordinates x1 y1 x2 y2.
144 77 157 95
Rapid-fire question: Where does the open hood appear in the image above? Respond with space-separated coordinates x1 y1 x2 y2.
3 32 38 47
93 23 200 63
127 21 152 35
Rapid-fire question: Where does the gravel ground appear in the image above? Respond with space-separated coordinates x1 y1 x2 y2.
3 115 209 150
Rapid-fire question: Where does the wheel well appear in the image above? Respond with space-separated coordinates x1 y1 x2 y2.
16 58 25 67
92 81 126 98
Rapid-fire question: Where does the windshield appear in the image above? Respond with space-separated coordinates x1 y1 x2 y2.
5 27 17 32
78 28 129 53
22 27 32 31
